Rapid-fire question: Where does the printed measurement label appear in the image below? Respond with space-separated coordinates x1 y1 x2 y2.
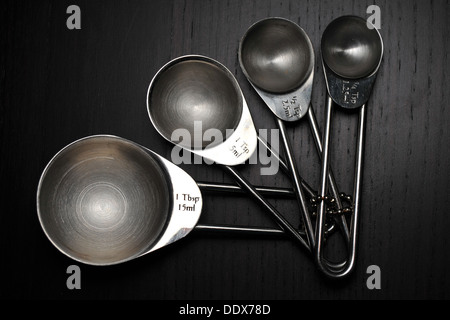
342 81 360 105
229 137 250 158
281 96 301 119
175 193 200 212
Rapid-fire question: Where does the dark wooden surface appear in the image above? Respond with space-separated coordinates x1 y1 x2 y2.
1 0 449 300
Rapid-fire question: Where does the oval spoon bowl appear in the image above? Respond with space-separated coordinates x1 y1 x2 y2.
37 135 172 265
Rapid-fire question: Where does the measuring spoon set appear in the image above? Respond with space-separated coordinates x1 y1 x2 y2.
37 16 383 279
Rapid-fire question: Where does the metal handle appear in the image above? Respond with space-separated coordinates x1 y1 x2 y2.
307 106 350 242
197 181 295 198
193 223 346 270
194 224 287 236
221 165 311 253
277 119 316 250
196 135 319 201
315 96 366 278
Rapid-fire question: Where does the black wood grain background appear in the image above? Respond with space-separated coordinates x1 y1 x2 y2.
1 0 449 300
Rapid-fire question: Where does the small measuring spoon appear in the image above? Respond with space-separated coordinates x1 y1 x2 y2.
316 15 383 278
37 135 302 266
239 18 349 249
147 55 311 251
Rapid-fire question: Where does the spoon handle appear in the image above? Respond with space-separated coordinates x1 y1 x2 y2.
197 181 295 198
221 164 311 252
196 135 319 200
307 106 350 241
315 97 367 279
315 96 334 275
276 119 316 250
194 224 287 236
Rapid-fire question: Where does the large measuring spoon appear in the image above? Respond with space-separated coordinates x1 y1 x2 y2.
37 135 197 265
37 135 298 266
147 55 311 251
239 17 349 249
316 15 383 278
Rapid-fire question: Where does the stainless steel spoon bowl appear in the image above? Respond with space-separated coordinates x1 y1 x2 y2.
148 56 243 151
147 55 257 166
239 18 314 122
321 16 383 109
321 15 383 79
239 17 314 94
37 136 173 265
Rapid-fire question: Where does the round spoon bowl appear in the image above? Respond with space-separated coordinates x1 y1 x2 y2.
37 136 171 265
321 16 383 79
148 57 243 150
239 18 314 93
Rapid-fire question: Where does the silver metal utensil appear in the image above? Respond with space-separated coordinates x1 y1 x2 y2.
239 17 349 250
146 55 312 251
316 15 383 278
37 135 201 265
37 135 308 265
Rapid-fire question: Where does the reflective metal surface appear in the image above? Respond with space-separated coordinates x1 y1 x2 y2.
239 18 314 121
239 18 317 248
239 18 346 250
148 56 243 150
239 17 313 93
321 16 383 79
315 16 383 278
147 55 257 166
321 16 383 109
147 55 311 249
37 136 171 265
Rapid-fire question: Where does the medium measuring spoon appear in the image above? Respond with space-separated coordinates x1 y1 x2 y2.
239 17 349 249
316 15 383 278
146 55 312 251
37 135 300 266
